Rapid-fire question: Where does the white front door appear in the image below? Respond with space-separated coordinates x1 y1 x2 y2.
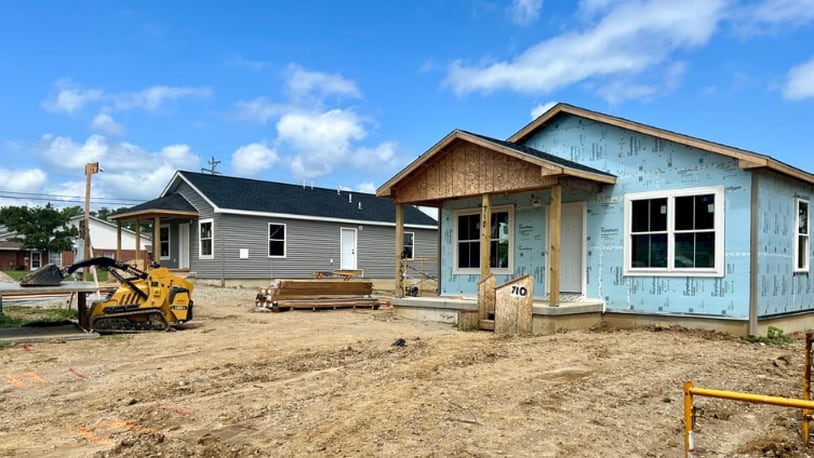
547 202 585 294
560 203 585 293
340 228 357 270
178 223 190 269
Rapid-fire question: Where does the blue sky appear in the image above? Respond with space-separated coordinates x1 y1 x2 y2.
1 0 813 210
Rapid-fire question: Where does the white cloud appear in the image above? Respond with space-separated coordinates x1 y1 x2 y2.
530 101 557 119
225 55 267 72
732 0 814 36
91 109 126 136
279 109 367 179
231 142 279 176
509 0 543 25
285 64 362 100
784 56 814 100
445 0 726 96
113 85 211 112
33 134 200 201
42 80 103 114
235 97 287 124
356 182 377 194
351 142 399 170
0 168 47 192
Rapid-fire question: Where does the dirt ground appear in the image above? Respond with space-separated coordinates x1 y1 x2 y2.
2 284 814 457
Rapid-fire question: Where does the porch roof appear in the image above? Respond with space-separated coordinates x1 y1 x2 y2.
108 193 198 222
376 129 616 205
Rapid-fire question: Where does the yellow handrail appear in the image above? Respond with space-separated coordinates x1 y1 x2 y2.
683 380 814 457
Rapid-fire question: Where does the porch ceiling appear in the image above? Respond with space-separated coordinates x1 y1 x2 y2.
376 130 616 206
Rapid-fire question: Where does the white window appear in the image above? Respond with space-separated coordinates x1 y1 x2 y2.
30 251 41 270
454 206 513 274
268 223 286 258
402 231 415 259
624 186 724 277
159 224 170 260
795 198 810 273
198 219 214 259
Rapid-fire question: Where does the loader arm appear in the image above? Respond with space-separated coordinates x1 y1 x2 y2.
65 257 150 300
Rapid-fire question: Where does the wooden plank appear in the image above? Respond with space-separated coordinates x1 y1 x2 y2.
480 194 492 281
395 204 404 296
549 185 561 307
457 310 480 331
494 275 533 336
477 274 496 322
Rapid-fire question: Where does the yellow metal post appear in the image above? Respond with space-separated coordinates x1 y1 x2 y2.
683 381 694 458
805 332 813 444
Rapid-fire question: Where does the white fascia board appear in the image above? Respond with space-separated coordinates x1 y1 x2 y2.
169 172 221 212
215 208 437 230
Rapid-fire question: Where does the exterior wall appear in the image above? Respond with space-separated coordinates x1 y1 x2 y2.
522 114 753 317
440 189 594 298
439 114 761 318
756 169 814 316
186 212 438 281
0 251 27 270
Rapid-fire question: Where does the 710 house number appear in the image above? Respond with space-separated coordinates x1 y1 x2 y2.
510 285 528 297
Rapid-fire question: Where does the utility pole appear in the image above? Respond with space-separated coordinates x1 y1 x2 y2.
83 162 101 280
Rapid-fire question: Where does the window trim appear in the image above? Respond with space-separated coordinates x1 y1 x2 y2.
623 186 724 277
198 218 214 260
159 224 171 260
403 231 415 260
795 198 810 273
268 222 287 258
453 205 514 275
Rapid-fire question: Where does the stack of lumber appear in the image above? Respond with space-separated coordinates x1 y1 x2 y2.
258 279 381 312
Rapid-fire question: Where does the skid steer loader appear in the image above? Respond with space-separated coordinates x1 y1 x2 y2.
21 257 194 333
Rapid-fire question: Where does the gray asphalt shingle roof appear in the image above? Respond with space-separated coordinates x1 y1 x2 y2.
177 171 437 226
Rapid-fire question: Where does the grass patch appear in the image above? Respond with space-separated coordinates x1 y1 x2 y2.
2 270 28 281
0 306 78 328
750 326 793 348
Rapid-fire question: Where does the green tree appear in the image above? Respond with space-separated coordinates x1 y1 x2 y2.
0 204 79 254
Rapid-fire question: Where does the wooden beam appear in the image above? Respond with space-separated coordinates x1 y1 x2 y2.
549 185 562 307
116 221 122 261
480 194 492 280
395 204 404 297
153 216 160 265
135 218 141 266
749 172 759 336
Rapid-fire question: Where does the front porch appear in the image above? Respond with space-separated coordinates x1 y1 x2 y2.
391 294 605 335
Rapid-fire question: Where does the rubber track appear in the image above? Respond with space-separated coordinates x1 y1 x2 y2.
90 308 169 333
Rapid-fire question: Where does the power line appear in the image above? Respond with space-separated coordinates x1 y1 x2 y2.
0 189 144 207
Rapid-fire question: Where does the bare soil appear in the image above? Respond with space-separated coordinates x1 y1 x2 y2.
1 284 813 457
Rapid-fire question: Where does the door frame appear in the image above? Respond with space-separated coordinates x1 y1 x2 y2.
545 201 586 296
178 222 190 269
340 227 358 270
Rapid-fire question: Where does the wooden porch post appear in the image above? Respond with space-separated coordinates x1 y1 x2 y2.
549 185 561 307
153 216 161 265
135 218 141 267
116 221 122 261
395 203 404 297
480 194 492 279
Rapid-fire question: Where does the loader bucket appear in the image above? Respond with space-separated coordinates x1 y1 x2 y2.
20 264 64 287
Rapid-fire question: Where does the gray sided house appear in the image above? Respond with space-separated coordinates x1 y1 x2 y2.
109 171 438 285
378 103 814 337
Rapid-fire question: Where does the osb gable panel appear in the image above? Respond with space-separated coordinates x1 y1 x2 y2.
393 141 554 203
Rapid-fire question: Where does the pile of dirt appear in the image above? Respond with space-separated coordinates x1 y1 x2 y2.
2 284 813 457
